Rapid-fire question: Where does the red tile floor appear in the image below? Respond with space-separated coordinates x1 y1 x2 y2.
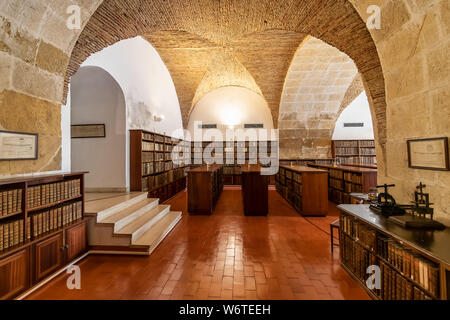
26 187 370 300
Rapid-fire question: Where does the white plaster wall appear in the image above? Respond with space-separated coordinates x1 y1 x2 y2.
187 86 275 141
70 66 127 190
81 36 183 138
332 92 374 140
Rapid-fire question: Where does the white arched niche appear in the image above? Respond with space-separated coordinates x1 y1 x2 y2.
70 66 127 191
187 86 275 141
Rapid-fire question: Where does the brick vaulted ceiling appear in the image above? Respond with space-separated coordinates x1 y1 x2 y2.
145 30 306 127
66 0 387 143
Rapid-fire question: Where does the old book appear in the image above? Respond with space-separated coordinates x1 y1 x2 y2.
4 223 9 250
19 220 24 244
0 224 3 250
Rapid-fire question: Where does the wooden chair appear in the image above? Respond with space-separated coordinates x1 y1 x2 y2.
330 219 340 253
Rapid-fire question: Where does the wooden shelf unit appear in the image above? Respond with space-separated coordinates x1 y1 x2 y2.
275 166 328 216
339 205 450 300
130 130 190 202
0 172 88 300
308 163 377 204
187 165 224 215
332 140 377 166
190 140 279 185
241 165 269 216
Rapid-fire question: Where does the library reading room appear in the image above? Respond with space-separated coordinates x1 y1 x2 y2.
0 0 449 305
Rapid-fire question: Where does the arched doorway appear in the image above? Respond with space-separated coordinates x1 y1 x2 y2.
70 66 127 191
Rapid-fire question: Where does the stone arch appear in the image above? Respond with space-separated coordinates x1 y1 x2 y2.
278 36 359 159
62 0 386 145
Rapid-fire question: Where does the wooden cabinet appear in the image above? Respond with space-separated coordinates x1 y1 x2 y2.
66 222 87 262
276 166 328 216
187 165 223 215
241 165 268 216
0 249 29 300
0 173 88 300
34 233 63 282
308 163 377 204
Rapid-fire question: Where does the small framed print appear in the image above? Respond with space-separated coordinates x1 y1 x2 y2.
0 130 38 161
71 124 106 139
407 137 449 171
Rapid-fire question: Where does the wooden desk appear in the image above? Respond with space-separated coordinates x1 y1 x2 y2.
276 166 328 216
241 165 269 216
186 165 223 215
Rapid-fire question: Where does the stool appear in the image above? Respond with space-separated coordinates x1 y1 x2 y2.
330 219 340 253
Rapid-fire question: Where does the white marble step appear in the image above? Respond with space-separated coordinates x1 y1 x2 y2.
99 198 159 232
133 211 182 251
114 205 171 242
93 193 149 222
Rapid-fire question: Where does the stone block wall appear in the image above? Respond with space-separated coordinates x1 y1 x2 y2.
278 37 358 159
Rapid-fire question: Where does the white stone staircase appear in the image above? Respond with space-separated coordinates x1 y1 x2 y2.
85 193 181 255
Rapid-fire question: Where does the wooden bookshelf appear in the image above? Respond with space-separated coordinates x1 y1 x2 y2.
187 165 224 215
332 140 377 166
130 129 189 202
190 140 279 185
0 172 88 300
279 158 335 167
339 204 450 300
308 163 377 204
275 166 328 216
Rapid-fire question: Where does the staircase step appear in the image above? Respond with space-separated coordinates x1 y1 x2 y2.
115 205 171 242
90 192 149 222
99 198 159 231
133 211 182 249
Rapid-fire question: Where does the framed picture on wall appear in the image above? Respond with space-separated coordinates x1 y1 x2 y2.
0 130 38 161
71 124 106 139
407 137 450 171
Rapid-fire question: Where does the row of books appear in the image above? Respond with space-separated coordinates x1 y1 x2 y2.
27 179 81 209
344 172 363 184
341 234 378 289
0 189 22 216
377 236 439 297
142 152 154 162
142 132 154 141
0 218 28 252
329 169 344 179
334 141 358 148
335 147 359 155
341 214 376 250
32 201 83 238
360 140 375 147
360 156 376 164
360 148 377 155
381 261 432 300
142 162 154 176
344 182 362 193
330 179 343 190
337 157 361 165
142 168 186 192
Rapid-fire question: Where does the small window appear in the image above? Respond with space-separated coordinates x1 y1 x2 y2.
198 124 217 129
344 123 364 128
244 124 264 129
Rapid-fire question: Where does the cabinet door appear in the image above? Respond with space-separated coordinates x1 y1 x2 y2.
66 222 87 262
34 233 63 283
0 249 29 300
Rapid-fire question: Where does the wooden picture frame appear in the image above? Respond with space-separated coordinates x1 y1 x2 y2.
0 130 38 161
407 137 449 171
71 124 106 139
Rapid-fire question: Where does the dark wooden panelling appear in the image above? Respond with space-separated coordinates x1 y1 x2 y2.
34 233 63 282
241 166 269 216
0 249 29 300
66 222 87 262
